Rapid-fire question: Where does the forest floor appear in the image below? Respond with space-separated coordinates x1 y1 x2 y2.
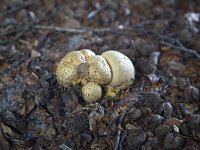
0 0 200 149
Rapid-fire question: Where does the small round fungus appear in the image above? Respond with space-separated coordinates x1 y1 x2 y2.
80 49 96 60
56 51 86 87
102 51 135 90
87 55 112 85
81 82 102 102
56 49 135 102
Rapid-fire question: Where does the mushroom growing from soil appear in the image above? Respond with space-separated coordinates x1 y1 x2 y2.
82 82 102 102
80 49 95 60
56 51 86 87
56 49 96 87
87 55 112 85
56 49 135 102
101 51 135 90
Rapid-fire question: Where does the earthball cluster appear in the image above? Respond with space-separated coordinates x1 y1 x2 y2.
56 49 135 102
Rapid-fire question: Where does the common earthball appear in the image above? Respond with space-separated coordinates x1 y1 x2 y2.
56 51 86 87
101 50 135 90
56 49 135 102
81 82 102 102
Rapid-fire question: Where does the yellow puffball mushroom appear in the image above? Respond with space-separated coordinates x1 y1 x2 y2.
56 51 86 87
101 51 135 90
87 55 112 85
56 49 135 101
80 49 95 60
81 82 102 102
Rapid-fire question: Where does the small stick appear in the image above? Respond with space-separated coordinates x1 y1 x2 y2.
160 40 200 59
34 25 112 33
114 99 143 150
114 110 126 150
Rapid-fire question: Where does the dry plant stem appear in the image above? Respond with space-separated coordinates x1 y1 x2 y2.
33 25 150 36
119 134 126 150
114 111 126 150
34 25 112 33
87 1 108 19
114 100 139 150
160 40 200 59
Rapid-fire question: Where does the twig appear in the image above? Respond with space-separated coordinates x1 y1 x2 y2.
114 110 126 150
33 24 152 36
114 99 143 150
34 25 87 33
87 1 109 19
119 133 126 150
0 21 32 45
160 40 200 59
33 25 112 33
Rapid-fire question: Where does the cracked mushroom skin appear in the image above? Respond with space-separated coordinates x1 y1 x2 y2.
80 49 95 60
87 55 112 85
56 51 86 87
101 51 135 90
56 49 135 101
82 82 102 102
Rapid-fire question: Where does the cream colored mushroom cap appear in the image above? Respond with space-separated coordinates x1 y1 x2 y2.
82 82 102 102
56 51 86 87
80 49 96 60
87 55 112 85
101 51 135 89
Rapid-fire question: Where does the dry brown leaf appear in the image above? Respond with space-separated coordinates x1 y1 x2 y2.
164 118 183 127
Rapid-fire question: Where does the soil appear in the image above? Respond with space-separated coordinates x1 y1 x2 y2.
0 0 200 150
